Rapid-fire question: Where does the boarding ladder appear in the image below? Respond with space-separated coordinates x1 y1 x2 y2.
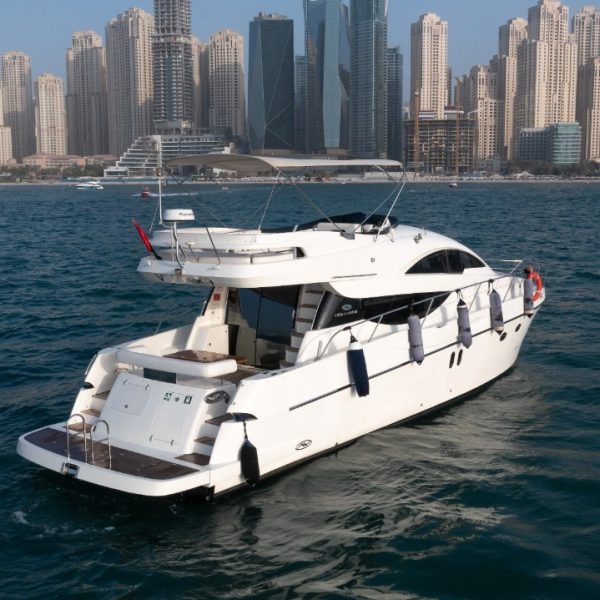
66 413 112 469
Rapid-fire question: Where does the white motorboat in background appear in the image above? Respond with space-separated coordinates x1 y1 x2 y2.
75 180 104 190
18 156 545 500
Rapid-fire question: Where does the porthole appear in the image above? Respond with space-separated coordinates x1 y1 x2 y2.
515 324 522 332
500 332 508 341
457 349 463 366
449 352 455 368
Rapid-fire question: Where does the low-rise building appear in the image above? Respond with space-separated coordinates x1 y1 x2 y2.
22 153 85 168
104 133 225 177
405 108 476 175
517 122 581 165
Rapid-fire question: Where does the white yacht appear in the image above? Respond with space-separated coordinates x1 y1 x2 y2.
75 180 104 190
17 156 545 500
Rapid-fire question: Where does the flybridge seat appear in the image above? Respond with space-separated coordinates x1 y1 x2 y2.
263 213 399 235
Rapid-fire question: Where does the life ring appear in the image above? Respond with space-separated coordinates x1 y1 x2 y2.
527 268 543 301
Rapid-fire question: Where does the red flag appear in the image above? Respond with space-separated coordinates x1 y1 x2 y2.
132 220 162 260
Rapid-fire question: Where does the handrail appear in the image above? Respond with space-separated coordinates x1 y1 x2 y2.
316 266 525 360
66 413 88 461
90 420 112 469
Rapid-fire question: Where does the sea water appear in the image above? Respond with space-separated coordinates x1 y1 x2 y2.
0 182 598 599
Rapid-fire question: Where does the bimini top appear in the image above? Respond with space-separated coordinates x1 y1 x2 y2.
168 154 402 174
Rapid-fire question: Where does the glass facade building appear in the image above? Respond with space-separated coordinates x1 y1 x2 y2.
304 0 350 153
248 14 294 152
547 123 581 165
518 122 582 165
386 46 404 162
349 0 387 158
294 55 308 152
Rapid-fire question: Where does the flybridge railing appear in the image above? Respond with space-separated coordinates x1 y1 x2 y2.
315 263 528 360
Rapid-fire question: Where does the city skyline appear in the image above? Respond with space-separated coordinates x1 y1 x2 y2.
2 0 599 89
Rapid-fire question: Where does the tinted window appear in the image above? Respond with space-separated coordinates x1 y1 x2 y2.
314 292 450 328
408 250 484 274
227 287 299 368
407 251 448 274
459 251 485 269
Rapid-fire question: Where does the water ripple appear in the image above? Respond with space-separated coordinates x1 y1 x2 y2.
0 183 599 599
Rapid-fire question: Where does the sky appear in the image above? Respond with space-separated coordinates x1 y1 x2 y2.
0 0 595 85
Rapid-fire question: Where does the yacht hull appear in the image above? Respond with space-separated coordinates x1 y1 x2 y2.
17 304 539 498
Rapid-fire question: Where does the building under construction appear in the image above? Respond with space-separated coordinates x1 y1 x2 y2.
405 108 476 175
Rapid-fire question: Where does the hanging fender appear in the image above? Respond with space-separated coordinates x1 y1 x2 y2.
489 287 504 334
347 334 370 397
240 421 260 485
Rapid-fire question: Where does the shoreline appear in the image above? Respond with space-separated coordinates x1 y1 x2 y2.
1 177 600 186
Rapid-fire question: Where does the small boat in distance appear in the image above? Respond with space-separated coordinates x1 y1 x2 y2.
141 187 152 198
75 180 104 190
449 182 458 188
17 155 545 500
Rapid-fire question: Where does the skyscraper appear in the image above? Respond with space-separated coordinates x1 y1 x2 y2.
0 91 13 164
460 64 500 162
209 29 246 138
386 46 403 162
573 6 600 160
497 17 528 159
411 13 448 119
304 0 350 153
515 0 577 136
191 37 210 130
248 13 294 152
34 74 67 155
106 7 154 157
294 55 308 152
1 52 35 161
153 0 193 132
66 31 108 156
349 0 387 158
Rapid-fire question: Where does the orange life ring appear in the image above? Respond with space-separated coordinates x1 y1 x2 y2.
527 269 543 301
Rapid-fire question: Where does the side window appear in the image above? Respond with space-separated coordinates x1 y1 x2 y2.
459 251 485 269
446 251 464 273
407 251 448 274
314 292 450 328
408 250 484 274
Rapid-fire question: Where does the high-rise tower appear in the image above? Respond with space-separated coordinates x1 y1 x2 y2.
153 0 193 133
386 46 403 162
349 0 387 158
304 0 350 153
411 13 448 119
209 29 246 138
191 37 210 130
574 6 600 161
248 13 294 152
294 55 308 152
66 31 108 156
34 74 67 155
515 0 577 136
496 17 528 159
0 88 13 164
106 8 154 157
460 64 500 162
1 52 35 161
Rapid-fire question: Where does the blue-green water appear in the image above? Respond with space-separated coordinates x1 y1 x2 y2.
0 182 598 599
